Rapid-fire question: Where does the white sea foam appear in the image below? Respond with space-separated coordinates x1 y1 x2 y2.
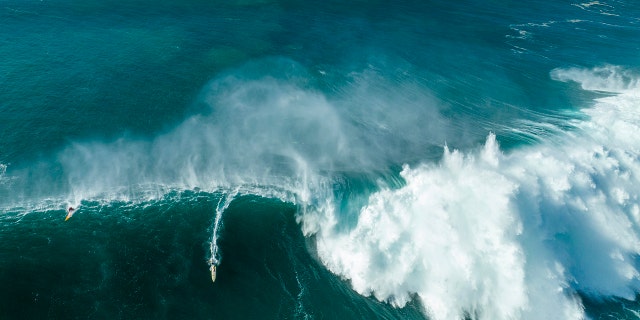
551 65 640 93
303 66 640 320
572 1 619 17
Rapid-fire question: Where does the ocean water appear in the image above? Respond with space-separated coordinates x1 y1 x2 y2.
2 0 640 319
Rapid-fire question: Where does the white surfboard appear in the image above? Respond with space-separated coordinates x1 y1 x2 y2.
210 265 217 283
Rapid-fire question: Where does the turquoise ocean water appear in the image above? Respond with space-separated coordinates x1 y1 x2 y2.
2 1 640 319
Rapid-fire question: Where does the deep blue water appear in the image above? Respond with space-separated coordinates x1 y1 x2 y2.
2 1 640 319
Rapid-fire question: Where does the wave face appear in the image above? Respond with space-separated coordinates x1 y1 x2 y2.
2 0 640 319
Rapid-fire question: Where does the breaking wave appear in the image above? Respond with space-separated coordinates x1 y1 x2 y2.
303 65 640 320
4 61 639 320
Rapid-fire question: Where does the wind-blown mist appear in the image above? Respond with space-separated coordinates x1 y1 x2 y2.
48 58 454 203
303 66 640 320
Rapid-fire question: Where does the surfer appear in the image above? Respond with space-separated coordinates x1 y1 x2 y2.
65 207 75 221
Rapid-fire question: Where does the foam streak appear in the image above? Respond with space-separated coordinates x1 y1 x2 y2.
210 190 238 266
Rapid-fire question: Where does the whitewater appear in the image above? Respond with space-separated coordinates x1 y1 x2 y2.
299 65 640 320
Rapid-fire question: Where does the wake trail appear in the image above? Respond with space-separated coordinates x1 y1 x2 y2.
209 190 238 268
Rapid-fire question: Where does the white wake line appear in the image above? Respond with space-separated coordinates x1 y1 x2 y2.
209 189 239 266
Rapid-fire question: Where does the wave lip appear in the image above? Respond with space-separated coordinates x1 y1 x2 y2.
551 65 640 94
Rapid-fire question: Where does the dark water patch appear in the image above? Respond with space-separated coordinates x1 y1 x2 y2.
0 192 424 319
208 194 425 319
582 294 640 320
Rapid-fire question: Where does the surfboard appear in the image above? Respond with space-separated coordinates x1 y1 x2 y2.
65 207 76 221
210 265 217 283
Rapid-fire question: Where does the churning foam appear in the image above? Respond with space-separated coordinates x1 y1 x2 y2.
304 66 640 320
